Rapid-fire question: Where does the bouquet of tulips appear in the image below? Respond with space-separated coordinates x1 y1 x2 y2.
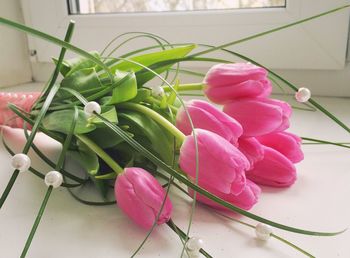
0 5 350 258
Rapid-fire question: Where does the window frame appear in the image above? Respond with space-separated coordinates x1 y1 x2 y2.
21 0 350 70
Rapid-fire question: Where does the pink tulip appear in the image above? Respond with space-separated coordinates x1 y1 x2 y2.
176 99 243 145
256 131 304 163
204 63 272 104
0 92 41 128
188 179 261 210
223 98 292 137
238 137 264 169
179 129 250 195
115 167 172 229
246 146 296 187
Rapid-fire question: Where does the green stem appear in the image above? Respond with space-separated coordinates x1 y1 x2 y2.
216 212 314 257
118 102 186 143
302 137 350 149
166 219 213 258
21 186 53 258
189 5 350 58
75 134 124 175
271 234 315 258
0 170 20 209
145 97 178 113
162 83 204 92
0 22 74 209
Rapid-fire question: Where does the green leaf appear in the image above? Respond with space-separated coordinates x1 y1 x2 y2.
42 107 117 134
68 141 109 198
42 109 96 134
53 51 101 77
167 80 179 106
107 70 138 104
90 106 118 125
130 88 151 103
119 110 174 164
110 45 196 85
111 45 195 73
86 127 124 149
59 67 103 98
68 147 99 176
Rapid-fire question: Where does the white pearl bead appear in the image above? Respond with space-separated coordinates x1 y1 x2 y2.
295 87 311 103
255 223 273 240
45 171 63 188
84 101 101 118
11 153 31 172
21 94 26 99
186 237 204 257
151 86 165 98
28 94 33 99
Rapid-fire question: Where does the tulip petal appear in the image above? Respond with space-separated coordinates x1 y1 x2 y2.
189 179 261 211
246 146 297 187
179 129 249 194
176 100 242 145
238 137 264 169
224 98 291 137
257 132 304 163
115 167 172 229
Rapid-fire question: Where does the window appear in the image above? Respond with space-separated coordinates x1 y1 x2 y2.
68 0 286 14
21 0 349 69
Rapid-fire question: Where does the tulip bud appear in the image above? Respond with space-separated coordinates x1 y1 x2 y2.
237 137 264 170
224 98 291 137
176 100 242 145
179 129 249 195
246 146 296 187
256 131 304 163
204 63 272 104
115 167 173 229
189 179 261 211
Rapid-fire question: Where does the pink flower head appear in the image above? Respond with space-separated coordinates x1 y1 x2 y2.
246 146 297 187
176 99 243 145
223 98 292 137
257 131 304 163
179 129 250 195
238 137 264 170
204 63 272 104
115 167 173 229
188 179 261 211
0 92 41 128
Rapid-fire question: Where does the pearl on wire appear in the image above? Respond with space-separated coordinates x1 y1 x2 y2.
255 223 273 241
295 87 311 103
45 171 63 188
151 86 165 98
84 101 101 118
11 153 31 173
186 237 204 257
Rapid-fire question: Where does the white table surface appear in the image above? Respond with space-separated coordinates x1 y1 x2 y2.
0 86 349 258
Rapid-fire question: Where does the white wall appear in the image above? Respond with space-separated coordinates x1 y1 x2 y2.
0 0 32 87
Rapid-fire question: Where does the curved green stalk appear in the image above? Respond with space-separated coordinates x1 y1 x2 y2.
302 137 350 149
118 102 186 143
0 17 114 81
189 5 350 57
0 20 73 208
75 134 124 175
163 83 204 92
20 186 53 258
